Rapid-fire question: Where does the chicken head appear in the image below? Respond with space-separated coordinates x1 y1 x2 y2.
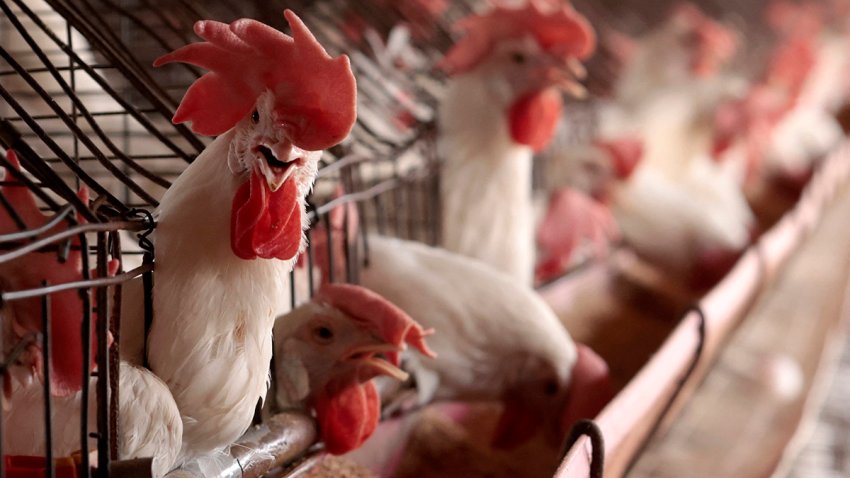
273 283 435 454
439 0 595 152
154 10 357 262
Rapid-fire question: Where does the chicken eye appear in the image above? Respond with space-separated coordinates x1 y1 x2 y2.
313 326 334 344
251 110 260 124
544 380 559 396
511 52 526 64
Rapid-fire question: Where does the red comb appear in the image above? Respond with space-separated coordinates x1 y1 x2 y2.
439 0 595 76
154 10 357 151
315 283 436 364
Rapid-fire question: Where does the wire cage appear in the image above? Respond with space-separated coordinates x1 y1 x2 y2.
0 0 493 476
0 0 838 476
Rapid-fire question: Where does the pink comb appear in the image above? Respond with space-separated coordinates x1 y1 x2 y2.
315 283 436 365
154 10 357 151
439 0 595 76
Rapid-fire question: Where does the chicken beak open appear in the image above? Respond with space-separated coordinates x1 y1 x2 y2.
254 140 306 193
315 283 437 367
344 342 410 382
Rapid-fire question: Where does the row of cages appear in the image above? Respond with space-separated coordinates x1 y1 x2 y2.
0 0 816 476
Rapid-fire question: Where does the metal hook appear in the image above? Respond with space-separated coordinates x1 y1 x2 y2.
560 419 605 478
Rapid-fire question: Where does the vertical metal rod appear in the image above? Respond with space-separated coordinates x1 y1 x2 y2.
142 250 153 370
95 232 111 475
79 233 92 478
353 164 370 270
325 212 335 284
289 268 296 310
108 231 121 461
41 284 55 478
67 20 80 191
305 227 315 297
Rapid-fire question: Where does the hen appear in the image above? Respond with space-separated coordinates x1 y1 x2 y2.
272 283 435 455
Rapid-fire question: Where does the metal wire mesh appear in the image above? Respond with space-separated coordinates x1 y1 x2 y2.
0 0 811 476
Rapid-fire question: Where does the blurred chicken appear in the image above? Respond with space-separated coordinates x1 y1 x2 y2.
0 150 182 477
0 150 101 400
119 11 357 467
612 3 739 107
714 1 845 197
4 362 181 478
591 6 756 289
272 283 435 454
535 137 642 282
612 159 754 290
437 1 595 285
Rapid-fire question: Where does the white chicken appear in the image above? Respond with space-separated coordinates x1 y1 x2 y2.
589 5 757 289
611 159 754 290
359 235 611 447
712 1 845 196
271 283 435 455
302 201 611 451
4 363 182 478
437 1 595 285
119 11 357 467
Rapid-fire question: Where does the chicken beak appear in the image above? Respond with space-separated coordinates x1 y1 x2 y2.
253 141 305 192
344 343 409 382
539 55 588 99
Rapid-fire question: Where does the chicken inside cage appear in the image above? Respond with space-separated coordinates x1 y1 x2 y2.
1 0 849 477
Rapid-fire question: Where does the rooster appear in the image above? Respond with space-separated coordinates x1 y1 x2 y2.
272 283 435 455
122 10 357 466
437 1 595 285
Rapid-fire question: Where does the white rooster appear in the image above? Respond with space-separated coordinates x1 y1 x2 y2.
120 10 357 467
437 1 595 285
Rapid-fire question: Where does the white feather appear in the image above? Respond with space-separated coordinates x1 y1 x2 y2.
125 130 302 464
359 235 575 402
3 362 181 478
438 74 535 285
